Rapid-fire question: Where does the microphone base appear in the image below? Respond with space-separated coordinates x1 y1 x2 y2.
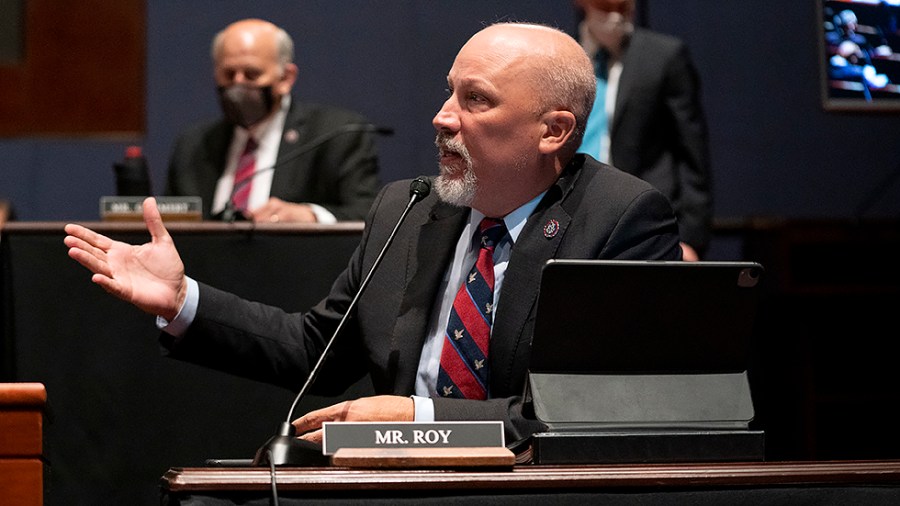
216 207 248 223
251 422 329 467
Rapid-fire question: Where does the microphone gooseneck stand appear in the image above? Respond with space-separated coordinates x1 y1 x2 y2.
252 176 432 468
220 123 393 223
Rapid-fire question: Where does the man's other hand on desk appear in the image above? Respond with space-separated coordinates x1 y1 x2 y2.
246 197 318 223
292 395 415 445
680 242 699 262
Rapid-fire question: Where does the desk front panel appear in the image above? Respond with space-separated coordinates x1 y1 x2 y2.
160 461 900 505
1 222 369 505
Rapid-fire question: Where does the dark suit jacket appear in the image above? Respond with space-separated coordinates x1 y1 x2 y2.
163 155 682 442
608 28 713 254
164 100 381 221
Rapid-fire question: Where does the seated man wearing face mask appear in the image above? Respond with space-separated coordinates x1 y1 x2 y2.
165 18 381 223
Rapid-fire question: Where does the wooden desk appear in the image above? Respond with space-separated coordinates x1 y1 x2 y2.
0 382 47 506
1 222 367 505
161 460 900 505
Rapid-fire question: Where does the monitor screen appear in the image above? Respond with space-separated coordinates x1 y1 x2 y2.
819 0 900 111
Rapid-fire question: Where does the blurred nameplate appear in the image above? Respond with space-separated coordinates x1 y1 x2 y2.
100 196 202 222
322 421 505 455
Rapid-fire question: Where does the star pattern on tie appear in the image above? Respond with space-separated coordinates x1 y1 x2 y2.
436 217 507 400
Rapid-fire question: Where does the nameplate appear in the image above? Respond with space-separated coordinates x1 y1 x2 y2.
100 196 202 221
322 421 505 455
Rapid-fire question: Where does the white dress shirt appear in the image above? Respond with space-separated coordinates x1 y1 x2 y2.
210 94 336 223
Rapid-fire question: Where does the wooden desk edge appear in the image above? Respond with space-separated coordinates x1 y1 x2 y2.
0 383 47 407
162 460 900 493
3 221 365 236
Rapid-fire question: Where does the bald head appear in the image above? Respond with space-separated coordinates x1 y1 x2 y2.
432 23 597 216
209 19 298 127
212 19 294 71
463 23 596 152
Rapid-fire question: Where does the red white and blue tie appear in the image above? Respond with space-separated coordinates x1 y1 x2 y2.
436 218 507 400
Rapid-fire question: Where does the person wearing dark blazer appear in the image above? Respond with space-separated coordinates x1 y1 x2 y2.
575 0 712 260
65 23 681 446
164 18 380 223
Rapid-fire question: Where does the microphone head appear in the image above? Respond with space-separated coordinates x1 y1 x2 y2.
409 176 431 202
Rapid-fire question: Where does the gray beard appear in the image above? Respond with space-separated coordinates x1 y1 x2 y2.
434 164 477 207
434 133 477 207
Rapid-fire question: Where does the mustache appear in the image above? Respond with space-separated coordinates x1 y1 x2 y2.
435 133 469 158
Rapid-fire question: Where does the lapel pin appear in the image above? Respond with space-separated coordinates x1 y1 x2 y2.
283 128 300 144
543 219 560 239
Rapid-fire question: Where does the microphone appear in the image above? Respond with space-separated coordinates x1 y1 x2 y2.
251 176 432 467
219 123 394 222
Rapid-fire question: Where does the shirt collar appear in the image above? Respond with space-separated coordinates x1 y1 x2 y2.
236 94 291 143
468 190 546 244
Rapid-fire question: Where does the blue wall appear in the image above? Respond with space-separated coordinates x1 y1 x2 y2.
2 0 899 223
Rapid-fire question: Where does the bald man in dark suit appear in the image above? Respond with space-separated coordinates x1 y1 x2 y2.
165 19 380 223
66 22 680 446
166 100 379 222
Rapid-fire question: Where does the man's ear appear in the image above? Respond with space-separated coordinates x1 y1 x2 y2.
539 110 577 155
277 62 298 95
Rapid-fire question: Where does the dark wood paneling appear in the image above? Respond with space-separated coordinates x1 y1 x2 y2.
0 0 144 136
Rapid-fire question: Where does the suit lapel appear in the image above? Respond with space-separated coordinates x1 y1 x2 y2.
388 201 468 394
270 101 310 198
489 165 582 396
381 162 585 396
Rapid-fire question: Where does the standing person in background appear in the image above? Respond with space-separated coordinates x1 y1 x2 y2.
575 0 712 260
165 18 381 223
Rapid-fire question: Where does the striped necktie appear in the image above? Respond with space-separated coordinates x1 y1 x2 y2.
231 137 258 213
436 218 507 400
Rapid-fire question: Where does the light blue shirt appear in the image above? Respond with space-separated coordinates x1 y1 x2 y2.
160 192 546 422
411 193 544 420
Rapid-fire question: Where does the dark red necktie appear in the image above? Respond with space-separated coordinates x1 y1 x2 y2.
436 218 507 400
231 137 258 212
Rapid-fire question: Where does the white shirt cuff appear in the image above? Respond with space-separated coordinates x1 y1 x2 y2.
411 395 435 422
156 277 199 337
307 203 337 224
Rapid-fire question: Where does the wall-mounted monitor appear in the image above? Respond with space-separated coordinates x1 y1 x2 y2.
819 0 900 111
